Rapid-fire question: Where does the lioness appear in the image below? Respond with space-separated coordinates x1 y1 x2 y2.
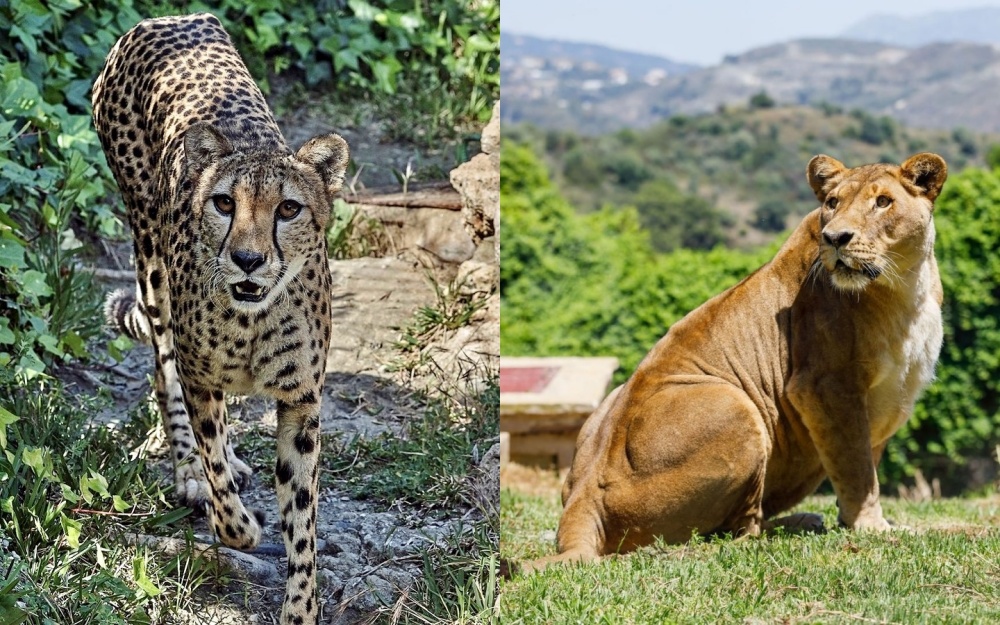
523 153 947 573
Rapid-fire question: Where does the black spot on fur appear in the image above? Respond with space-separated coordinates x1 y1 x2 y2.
293 431 315 455
295 487 312 510
276 460 293 484
200 419 217 438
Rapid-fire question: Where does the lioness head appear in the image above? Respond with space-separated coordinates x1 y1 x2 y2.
806 152 947 292
183 122 349 310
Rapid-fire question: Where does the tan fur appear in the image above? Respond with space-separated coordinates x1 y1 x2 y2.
522 153 947 573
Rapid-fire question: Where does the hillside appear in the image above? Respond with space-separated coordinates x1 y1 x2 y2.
844 6 1000 47
503 35 1000 135
501 31 699 132
506 102 1000 250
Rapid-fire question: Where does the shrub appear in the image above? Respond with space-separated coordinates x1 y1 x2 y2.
753 199 792 232
885 166 1000 486
748 90 775 110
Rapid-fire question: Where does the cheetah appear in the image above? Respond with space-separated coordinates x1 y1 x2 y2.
92 14 348 623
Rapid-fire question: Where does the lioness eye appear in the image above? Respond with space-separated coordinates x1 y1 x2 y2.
826 197 838 209
212 194 235 215
277 199 302 220
876 195 892 208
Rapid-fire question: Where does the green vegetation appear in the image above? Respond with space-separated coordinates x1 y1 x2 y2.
500 488 1000 623
0 0 498 622
507 99 999 252
0 374 215 623
501 141 1000 488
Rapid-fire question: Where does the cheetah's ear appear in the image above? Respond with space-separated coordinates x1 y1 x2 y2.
296 133 350 197
184 122 233 172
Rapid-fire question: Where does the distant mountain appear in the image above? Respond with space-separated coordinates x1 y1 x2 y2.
844 7 1000 47
501 32 699 132
503 35 1000 135
501 32 699 78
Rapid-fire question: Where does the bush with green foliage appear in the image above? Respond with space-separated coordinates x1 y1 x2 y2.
0 371 202 622
501 142 1000 490
145 0 499 126
501 142 771 378
887 166 1000 486
748 90 775 110
754 198 792 232
0 0 136 377
631 178 732 252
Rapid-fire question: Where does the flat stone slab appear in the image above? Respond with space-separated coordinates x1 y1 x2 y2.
500 356 618 469
500 356 619 420
326 257 438 376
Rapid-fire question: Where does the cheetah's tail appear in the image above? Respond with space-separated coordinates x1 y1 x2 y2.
104 289 152 345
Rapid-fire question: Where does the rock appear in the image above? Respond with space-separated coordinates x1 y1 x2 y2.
480 101 500 160
450 102 500 248
342 568 417 612
353 203 476 266
466 441 500 516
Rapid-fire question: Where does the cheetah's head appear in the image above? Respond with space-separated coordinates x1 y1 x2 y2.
184 122 349 310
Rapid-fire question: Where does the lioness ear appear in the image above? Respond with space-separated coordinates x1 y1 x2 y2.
807 155 846 202
184 122 233 172
296 133 350 197
901 152 948 202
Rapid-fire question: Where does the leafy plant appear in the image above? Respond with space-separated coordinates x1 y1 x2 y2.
0 373 202 623
146 0 498 131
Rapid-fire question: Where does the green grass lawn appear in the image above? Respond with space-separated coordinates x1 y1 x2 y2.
501 488 1000 624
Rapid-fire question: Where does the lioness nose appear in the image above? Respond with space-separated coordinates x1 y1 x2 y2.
231 249 265 273
822 230 854 249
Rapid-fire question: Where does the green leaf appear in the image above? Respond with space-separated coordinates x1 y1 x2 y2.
0 318 14 346
20 269 52 298
107 334 133 363
61 513 82 549
86 469 111 498
62 331 87 358
22 446 47 477
348 0 378 21
334 49 360 72
0 237 27 270
0 405 18 449
112 495 129 512
60 483 79 504
133 554 162 598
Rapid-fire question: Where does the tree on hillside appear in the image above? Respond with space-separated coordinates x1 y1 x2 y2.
632 179 732 252
749 90 776 109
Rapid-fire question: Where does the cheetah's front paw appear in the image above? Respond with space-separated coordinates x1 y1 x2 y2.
175 456 211 512
227 444 253 492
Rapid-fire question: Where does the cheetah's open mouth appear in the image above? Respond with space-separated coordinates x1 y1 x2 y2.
232 280 268 303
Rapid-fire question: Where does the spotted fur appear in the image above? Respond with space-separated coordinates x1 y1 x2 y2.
92 14 348 624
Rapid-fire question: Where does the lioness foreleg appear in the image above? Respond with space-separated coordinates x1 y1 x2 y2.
787 386 890 531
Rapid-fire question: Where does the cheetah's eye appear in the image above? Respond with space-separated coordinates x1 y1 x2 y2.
826 197 838 209
875 195 892 208
212 194 235 215
277 199 302 220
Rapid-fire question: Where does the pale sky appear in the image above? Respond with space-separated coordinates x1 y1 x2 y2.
501 1 1000 65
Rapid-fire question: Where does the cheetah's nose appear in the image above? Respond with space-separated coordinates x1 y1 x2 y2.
231 249 265 274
